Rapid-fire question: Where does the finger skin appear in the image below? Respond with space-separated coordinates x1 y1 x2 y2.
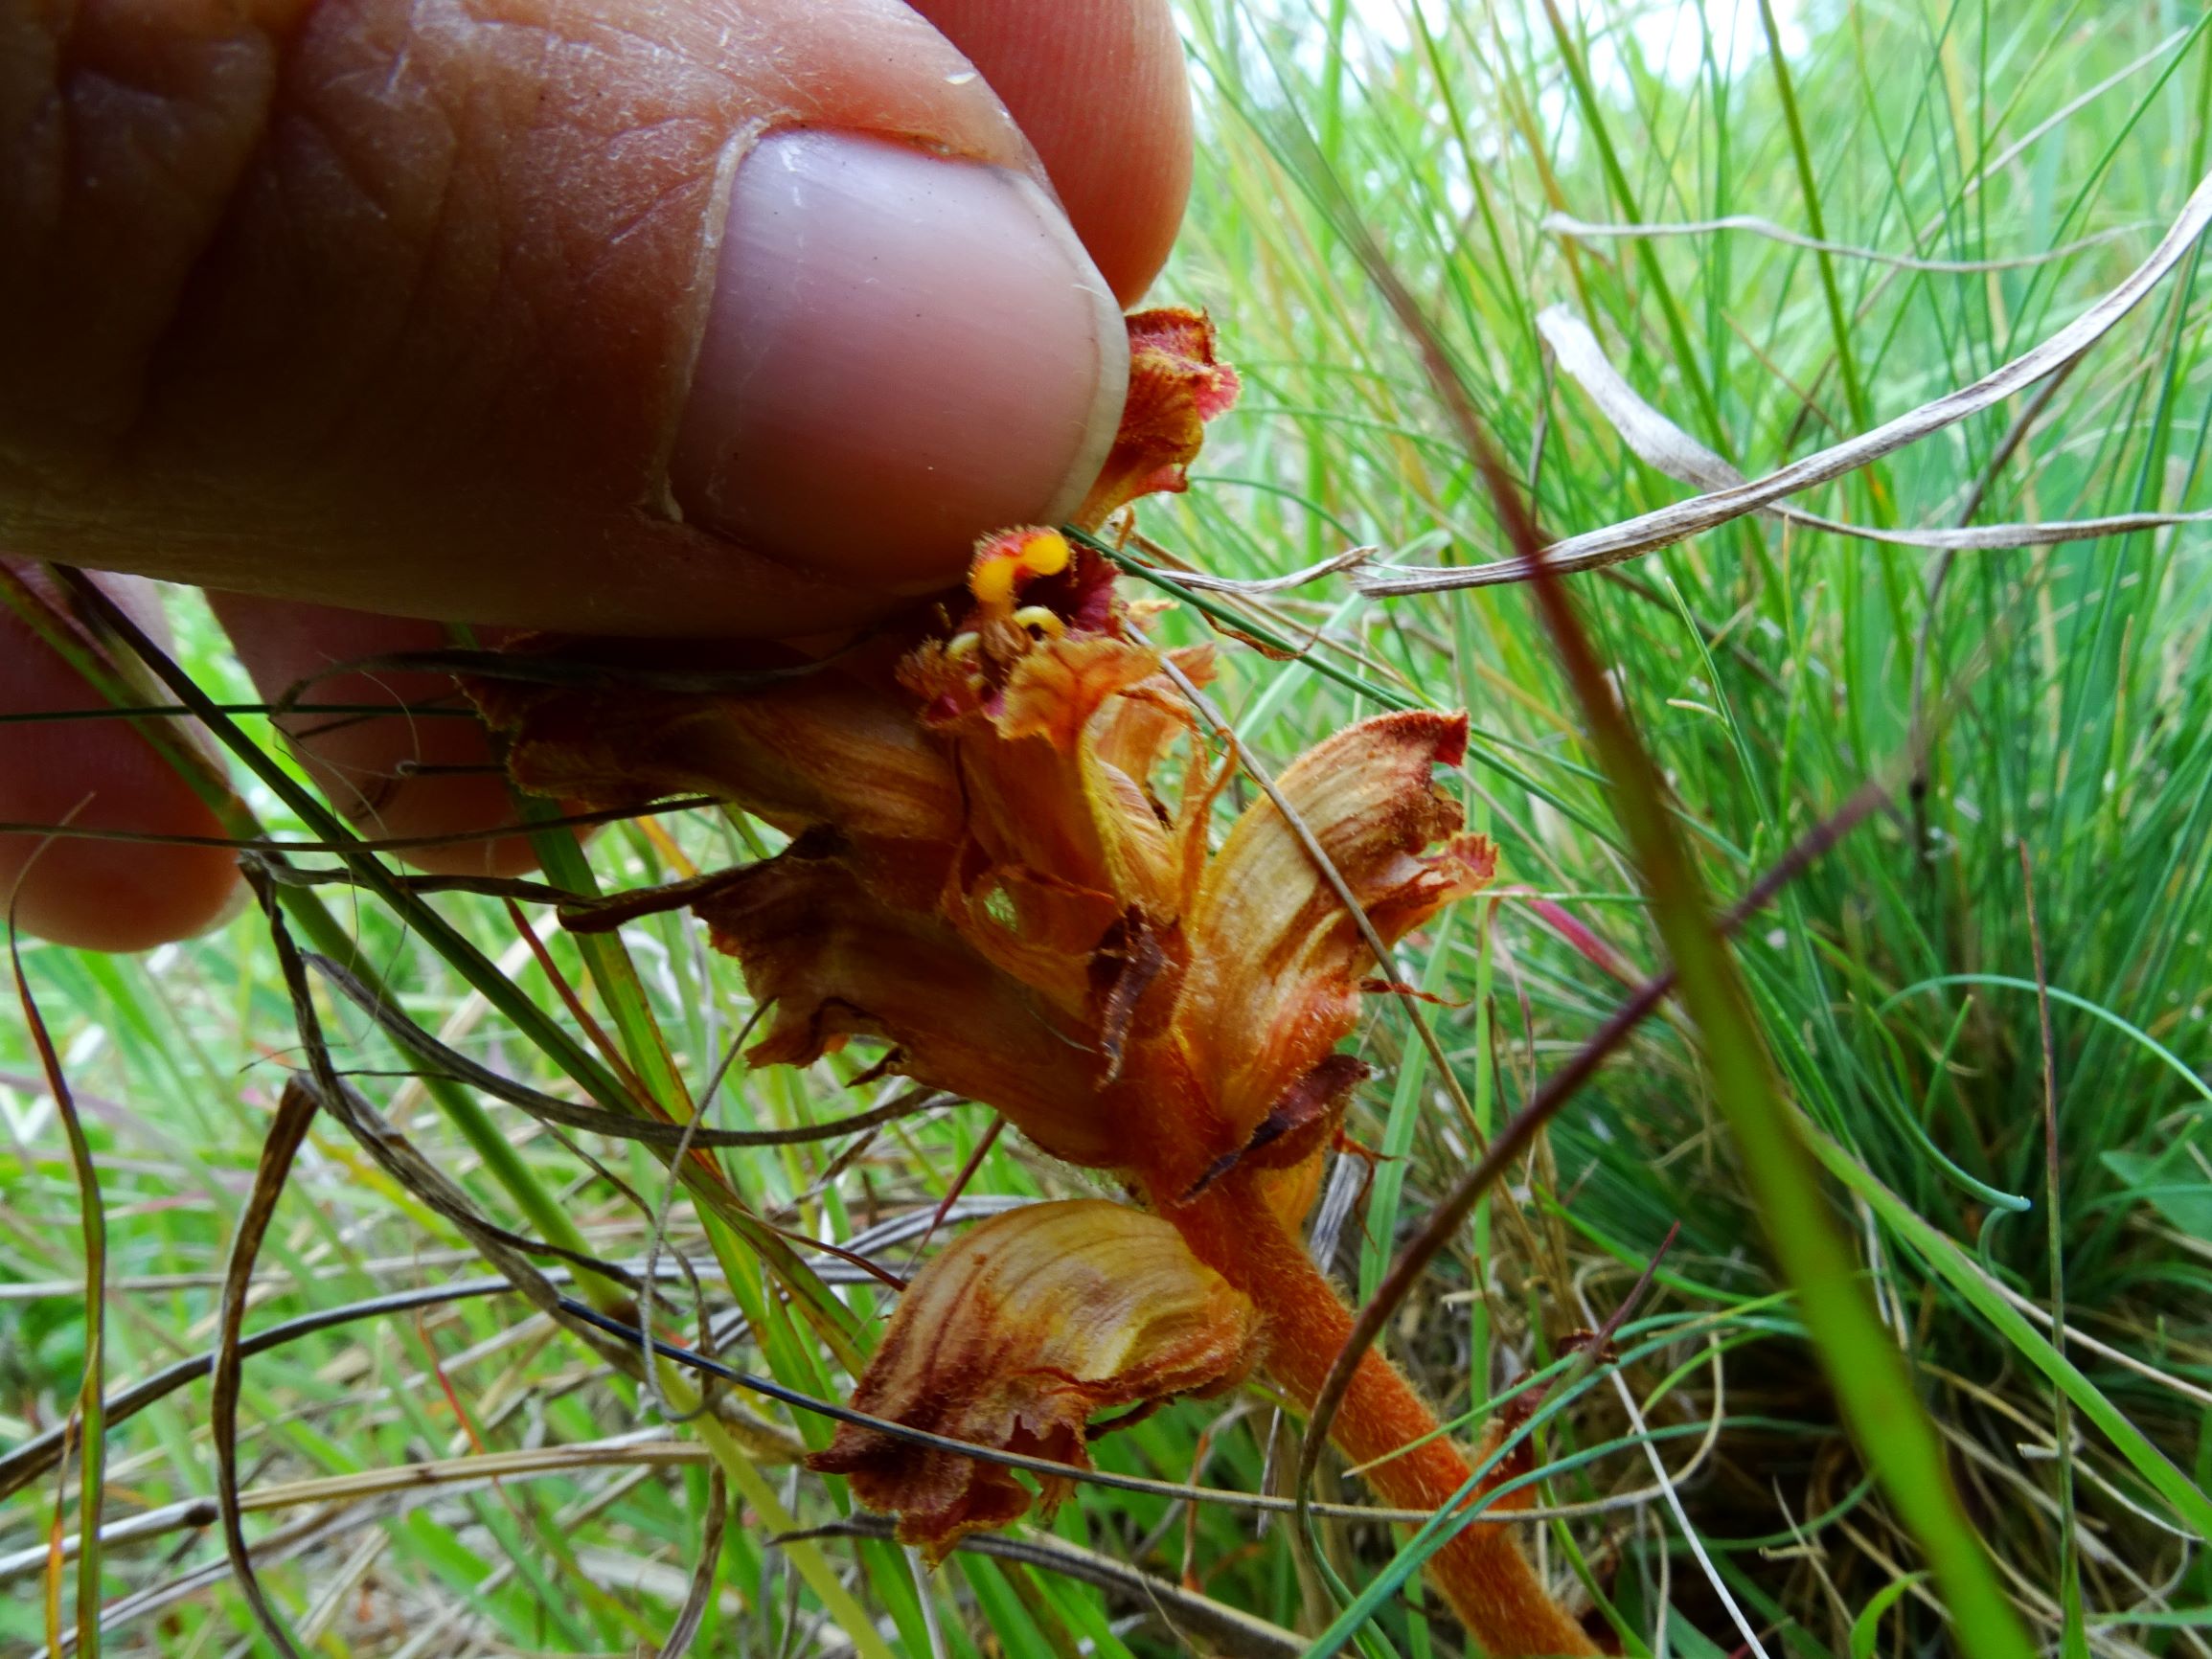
913 0 1191 306
1 0 1068 635
206 594 547 876
0 566 241 951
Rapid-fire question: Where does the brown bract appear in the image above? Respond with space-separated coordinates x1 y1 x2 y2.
810 1201 1257 1556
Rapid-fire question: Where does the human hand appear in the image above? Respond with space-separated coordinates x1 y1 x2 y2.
0 0 1192 949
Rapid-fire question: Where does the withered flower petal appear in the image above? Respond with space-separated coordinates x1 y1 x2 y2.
476 652 962 850
1175 710 1497 1147
942 851 1125 1024
1076 307 1242 527
992 633 1190 909
910 611 1203 932
810 1201 1258 1557
696 840 1121 1169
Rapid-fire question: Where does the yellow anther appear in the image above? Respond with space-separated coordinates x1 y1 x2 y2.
1011 605 1065 639
1016 529 1071 578
969 528 1072 608
946 631 982 665
970 557 1019 609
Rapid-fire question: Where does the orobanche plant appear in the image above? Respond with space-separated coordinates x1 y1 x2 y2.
472 311 1594 1656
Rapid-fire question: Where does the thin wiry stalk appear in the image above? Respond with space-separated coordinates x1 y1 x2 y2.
1571 1265 1767 1657
0 794 718 852
210 1076 320 1659
10 911 103 1657
780 1515 1305 1659
2021 846 2089 1657
653 1466 726 1659
308 949 943 1149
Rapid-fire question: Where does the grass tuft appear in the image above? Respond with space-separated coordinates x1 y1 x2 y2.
7 3 2212 1654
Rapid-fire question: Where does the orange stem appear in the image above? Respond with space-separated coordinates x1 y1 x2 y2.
1171 1173 1597 1657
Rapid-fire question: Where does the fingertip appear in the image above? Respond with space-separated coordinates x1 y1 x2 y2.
671 130 1128 591
207 595 546 878
913 0 1193 304
0 798 241 955
0 568 242 953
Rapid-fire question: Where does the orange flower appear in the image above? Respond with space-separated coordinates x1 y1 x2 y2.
1077 307 1243 526
810 1201 1257 1556
673 542 1494 1199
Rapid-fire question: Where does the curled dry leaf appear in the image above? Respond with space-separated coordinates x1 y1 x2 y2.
1357 167 2212 595
1538 306 2212 555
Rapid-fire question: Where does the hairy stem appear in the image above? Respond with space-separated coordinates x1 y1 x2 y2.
1173 1173 1595 1657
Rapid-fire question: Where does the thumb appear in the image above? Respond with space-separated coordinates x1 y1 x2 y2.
2 0 1133 635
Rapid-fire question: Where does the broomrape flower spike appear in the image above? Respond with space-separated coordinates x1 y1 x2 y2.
471 308 1596 1656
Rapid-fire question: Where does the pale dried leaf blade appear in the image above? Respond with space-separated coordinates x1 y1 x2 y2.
1539 308 1743 491
1358 166 2212 595
1540 307 2212 556
654 1466 727 1659
1542 210 2142 274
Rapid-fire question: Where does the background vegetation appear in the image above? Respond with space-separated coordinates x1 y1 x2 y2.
5 0 2210 1653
